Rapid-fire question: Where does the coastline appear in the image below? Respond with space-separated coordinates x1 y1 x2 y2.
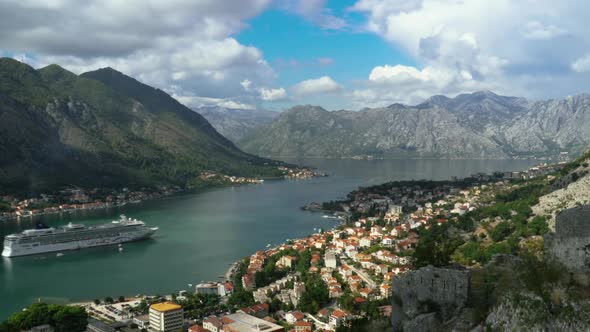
0 169 325 224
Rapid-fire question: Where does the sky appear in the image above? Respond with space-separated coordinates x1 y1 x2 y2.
1 0 590 111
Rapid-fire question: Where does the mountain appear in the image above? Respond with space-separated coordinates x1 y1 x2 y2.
197 106 278 142
0 58 283 193
238 92 590 159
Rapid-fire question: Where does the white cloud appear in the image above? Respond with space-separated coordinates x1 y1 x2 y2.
572 54 590 73
280 0 347 30
175 95 256 110
259 87 288 101
349 0 590 106
522 21 566 40
292 76 342 96
0 0 276 103
241 79 253 91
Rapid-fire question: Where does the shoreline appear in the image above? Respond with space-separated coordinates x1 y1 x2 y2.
0 171 326 224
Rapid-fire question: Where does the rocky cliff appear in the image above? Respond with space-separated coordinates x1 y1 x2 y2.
197 106 278 142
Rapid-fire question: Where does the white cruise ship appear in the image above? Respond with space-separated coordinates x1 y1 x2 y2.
2 215 158 257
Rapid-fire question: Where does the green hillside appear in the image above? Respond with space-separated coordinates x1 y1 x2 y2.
0 58 283 193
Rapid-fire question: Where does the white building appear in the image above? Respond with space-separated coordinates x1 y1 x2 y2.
195 282 219 295
149 302 184 332
388 205 403 215
325 251 338 269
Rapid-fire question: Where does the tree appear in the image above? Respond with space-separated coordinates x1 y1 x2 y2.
1 303 87 332
413 224 463 268
104 297 114 304
118 296 125 303
489 222 512 242
52 306 88 332
93 299 100 306
297 275 329 313
227 290 254 309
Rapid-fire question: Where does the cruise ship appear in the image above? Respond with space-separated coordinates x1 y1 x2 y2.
2 215 158 257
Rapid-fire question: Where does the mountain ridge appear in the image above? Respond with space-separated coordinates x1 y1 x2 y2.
238 91 590 159
0 58 283 193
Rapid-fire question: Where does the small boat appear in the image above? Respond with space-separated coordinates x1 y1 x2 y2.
266 244 271 248
118 246 124 252
56 253 64 257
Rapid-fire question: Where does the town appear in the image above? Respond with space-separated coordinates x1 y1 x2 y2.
3 161 562 332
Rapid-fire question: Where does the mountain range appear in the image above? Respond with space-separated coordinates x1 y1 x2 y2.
197 106 277 142
0 58 283 193
238 91 590 159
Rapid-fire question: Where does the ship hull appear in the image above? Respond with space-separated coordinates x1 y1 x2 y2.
2 228 157 258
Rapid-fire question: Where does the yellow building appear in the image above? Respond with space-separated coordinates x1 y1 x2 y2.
149 302 183 332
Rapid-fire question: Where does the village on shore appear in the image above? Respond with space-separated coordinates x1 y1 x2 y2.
0 166 322 222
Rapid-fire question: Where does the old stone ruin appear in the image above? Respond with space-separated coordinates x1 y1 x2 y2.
545 205 590 273
391 265 471 331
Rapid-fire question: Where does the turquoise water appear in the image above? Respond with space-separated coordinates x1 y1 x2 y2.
0 158 539 318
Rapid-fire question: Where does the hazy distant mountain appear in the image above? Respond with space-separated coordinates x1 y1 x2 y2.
0 58 282 193
239 91 590 159
197 106 278 142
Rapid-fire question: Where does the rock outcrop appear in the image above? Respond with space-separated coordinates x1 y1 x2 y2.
392 265 470 330
544 205 590 273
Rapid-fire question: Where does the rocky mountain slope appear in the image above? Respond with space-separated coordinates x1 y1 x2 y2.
0 58 282 193
239 91 590 159
197 106 277 142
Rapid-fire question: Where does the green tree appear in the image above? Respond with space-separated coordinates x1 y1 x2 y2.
413 223 464 268
489 222 512 242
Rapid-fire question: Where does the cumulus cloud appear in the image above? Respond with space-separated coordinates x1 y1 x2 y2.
522 21 567 40
349 0 590 107
259 87 288 101
175 95 256 110
280 0 347 30
572 54 590 73
292 76 342 96
0 0 277 106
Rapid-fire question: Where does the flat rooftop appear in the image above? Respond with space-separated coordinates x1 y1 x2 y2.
150 301 182 312
223 313 283 332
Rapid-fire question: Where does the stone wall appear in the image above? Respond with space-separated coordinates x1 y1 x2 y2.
545 205 590 272
392 265 470 329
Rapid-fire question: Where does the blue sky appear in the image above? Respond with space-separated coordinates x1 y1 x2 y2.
1 0 590 111
237 1 416 89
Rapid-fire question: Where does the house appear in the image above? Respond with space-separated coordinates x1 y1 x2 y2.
239 303 269 318
388 205 403 215
370 226 383 236
242 273 255 291
218 282 234 297
285 311 306 324
359 288 373 299
277 255 297 268
294 321 313 332
188 325 207 332
132 314 150 330
317 308 330 322
381 236 394 246
380 284 392 298
359 238 373 248
329 285 344 298
329 309 350 327
203 317 223 332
